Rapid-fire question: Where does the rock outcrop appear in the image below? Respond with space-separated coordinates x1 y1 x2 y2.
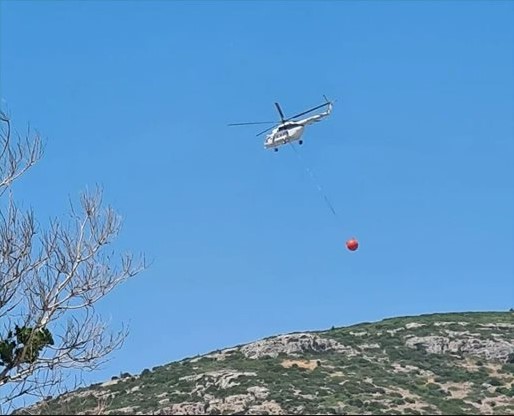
404 334 514 362
240 333 356 359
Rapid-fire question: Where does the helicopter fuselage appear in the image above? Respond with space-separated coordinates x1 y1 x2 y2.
264 123 304 150
228 98 333 152
264 103 332 151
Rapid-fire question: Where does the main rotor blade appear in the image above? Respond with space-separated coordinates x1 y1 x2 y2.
275 103 285 122
256 125 277 137
228 121 276 126
286 102 331 121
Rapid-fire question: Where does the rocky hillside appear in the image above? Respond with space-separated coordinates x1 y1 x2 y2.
18 311 514 415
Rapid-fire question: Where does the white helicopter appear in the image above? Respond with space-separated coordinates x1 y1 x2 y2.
229 96 333 152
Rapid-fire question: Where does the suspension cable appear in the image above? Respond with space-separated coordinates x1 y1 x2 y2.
289 142 338 219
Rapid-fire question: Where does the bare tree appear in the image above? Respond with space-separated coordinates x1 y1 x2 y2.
0 111 146 412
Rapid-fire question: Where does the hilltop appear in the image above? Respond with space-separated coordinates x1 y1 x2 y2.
18 311 514 415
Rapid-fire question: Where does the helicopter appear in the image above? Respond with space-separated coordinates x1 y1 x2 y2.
228 96 334 151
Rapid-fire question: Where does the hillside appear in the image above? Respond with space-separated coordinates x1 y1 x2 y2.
18 311 514 415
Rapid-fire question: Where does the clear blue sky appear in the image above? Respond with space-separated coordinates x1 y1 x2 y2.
1 0 513 385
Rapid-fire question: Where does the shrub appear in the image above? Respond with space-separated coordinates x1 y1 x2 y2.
502 363 514 375
348 398 363 408
488 377 502 387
